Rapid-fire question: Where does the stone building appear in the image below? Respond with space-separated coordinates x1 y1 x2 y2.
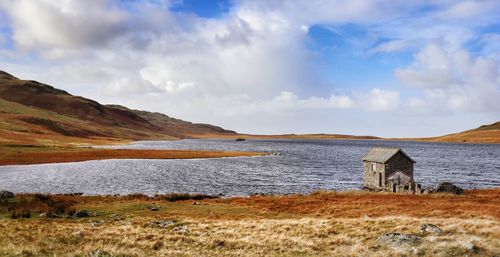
362 147 423 194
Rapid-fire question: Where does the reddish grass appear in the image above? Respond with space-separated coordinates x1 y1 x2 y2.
0 148 265 165
218 189 500 219
1 194 76 216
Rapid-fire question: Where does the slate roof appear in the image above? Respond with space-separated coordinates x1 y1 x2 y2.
362 147 416 163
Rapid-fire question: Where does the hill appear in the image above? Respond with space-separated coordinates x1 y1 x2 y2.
0 70 498 146
417 121 500 144
0 70 235 146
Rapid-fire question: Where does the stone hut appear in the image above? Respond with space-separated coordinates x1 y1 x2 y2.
362 147 422 194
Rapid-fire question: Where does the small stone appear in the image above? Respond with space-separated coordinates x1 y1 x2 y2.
377 232 422 247
0 190 14 199
90 220 103 227
39 213 47 218
461 241 479 252
73 230 85 238
148 205 160 211
421 223 442 234
173 225 189 234
150 220 175 228
73 210 90 218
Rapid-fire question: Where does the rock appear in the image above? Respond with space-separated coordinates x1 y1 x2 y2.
73 230 85 238
147 205 160 211
39 213 47 218
73 210 90 218
460 241 479 253
432 182 464 195
0 190 14 199
90 220 103 227
150 220 175 228
421 223 442 234
377 233 422 247
173 225 189 234
46 212 62 218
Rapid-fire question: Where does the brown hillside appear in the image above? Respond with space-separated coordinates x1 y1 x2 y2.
0 70 235 145
107 105 235 138
417 121 500 144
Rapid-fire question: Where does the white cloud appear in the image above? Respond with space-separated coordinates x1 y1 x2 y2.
356 88 401 112
395 43 500 112
0 0 499 136
1 0 128 49
370 39 417 53
268 91 354 111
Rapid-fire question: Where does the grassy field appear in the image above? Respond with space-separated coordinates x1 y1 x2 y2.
0 190 498 256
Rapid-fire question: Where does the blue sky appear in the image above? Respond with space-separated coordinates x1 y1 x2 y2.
0 0 499 137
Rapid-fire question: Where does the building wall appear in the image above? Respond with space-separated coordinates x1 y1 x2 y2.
363 151 414 191
384 152 414 180
363 161 385 190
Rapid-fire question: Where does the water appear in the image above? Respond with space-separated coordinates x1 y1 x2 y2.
0 139 498 196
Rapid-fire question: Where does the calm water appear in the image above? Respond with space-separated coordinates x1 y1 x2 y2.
0 139 499 196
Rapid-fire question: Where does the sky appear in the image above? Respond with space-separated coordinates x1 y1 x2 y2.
0 0 499 137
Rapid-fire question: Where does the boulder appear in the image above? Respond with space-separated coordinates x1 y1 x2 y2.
433 182 464 195
147 205 160 211
89 220 103 227
0 190 14 199
173 225 190 234
421 223 442 234
73 210 90 218
377 233 422 247
150 220 175 228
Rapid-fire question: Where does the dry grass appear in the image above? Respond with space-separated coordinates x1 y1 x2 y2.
0 190 498 256
0 216 498 257
221 189 500 219
0 146 265 166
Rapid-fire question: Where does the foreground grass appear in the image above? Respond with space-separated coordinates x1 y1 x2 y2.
0 190 498 256
0 145 265 165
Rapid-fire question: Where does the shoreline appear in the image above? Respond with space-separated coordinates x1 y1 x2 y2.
0 134 497 167
0 146 266 166
190 134 500 144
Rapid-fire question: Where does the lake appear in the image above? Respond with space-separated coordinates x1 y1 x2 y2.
0 139 499 196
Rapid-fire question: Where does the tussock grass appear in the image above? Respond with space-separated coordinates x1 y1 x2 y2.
0 194 76 218
0 216 497 256
0 190 498 256
155 193 219 202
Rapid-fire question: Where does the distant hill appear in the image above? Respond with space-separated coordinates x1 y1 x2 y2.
0 70 497 146
411 121 500 144
0 70 235 146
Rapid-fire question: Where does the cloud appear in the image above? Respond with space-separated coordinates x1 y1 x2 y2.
395 42 500 112
269 91 354 110
355 88 401 112
369 39 417 53
1 0 128 49
0 0 499 136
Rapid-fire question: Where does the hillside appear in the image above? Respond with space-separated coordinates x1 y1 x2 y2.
0 70 235 146
1 70 498 146
418 121 500 144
